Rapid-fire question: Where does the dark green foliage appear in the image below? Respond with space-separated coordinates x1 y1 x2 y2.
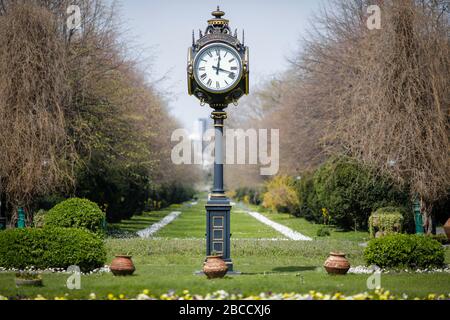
295 172 321 222
45 198 105 236
75 151 151 223
434 193 450 225
364 234 445 269
427 234 449 245
148 183 196 210
313 156 409 230
0 227 106 272
32 194 66 211
75 151 196 222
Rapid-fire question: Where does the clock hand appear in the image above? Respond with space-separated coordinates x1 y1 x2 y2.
212 66 233 74
216 55 221 75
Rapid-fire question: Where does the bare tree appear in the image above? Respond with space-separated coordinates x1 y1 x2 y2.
0 3 76 224
297 0 450 233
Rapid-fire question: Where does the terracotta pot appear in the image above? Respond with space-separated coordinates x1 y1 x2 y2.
324 252 350 275
203 255 228 279
444 218 450 240
110 255 135 276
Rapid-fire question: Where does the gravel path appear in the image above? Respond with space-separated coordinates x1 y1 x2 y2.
247 211 313 241
137 211 181 238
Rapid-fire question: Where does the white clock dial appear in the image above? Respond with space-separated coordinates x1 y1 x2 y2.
194 44 242 93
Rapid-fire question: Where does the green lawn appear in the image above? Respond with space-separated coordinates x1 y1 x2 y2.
243 203 369 242
1 195 449 299
107 204 185 235
0 238 449 299
154 197 283 239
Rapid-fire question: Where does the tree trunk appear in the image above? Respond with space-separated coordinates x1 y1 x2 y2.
421 198 435 235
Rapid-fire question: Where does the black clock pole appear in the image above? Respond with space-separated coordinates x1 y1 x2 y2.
205 110 234 271
211 110 226 195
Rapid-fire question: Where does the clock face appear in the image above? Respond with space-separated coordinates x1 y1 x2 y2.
193 43 242 93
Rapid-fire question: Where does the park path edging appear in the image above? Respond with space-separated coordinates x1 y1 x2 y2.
247 211 313 241
137 211 181 238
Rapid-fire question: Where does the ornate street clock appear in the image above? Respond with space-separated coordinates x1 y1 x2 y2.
188 6 249 108
188 7 249 273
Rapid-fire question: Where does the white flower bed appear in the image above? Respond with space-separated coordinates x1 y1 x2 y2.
0 265 111 275
247 211 312 241
137 211 181 238
348 265 450 274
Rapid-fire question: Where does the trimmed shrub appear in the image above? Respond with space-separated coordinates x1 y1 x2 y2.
316 226 331 237
262 176 299 213
428 234 450 245
0 227 106 272
364 234 445 269
369 207 404 238
313 156 409 230
45 198 105 236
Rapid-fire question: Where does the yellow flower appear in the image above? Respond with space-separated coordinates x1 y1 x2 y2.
183 289 189 295
107 293 115 300
143 289 150 295
333 293 342 300
119 294 125 300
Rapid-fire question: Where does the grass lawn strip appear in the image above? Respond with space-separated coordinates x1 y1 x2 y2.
247 211 313 241
1 238 449 299
137 211 182 238
155 197 284 239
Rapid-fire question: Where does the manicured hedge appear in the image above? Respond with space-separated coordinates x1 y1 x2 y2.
0 227 106 272
45 198 105 236
364 234 445 269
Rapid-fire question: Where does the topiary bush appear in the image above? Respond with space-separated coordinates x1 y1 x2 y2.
316 226 331 237
364 234 445 269
45 198 106 236
0 227 106 272
369 207 404 238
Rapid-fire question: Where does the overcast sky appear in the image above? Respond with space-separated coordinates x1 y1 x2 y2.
117 0 324 129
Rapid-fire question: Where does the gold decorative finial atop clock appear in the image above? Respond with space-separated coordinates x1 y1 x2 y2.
208 6 228 26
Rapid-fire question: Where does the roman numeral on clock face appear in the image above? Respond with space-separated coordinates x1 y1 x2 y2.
198 67 205 71
200 73 207 80
229 58 235 63
207 51 213 57
231 66 237 71
215 49 220 56
228 73 236 79
207 79 212 86
216 81 220 89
